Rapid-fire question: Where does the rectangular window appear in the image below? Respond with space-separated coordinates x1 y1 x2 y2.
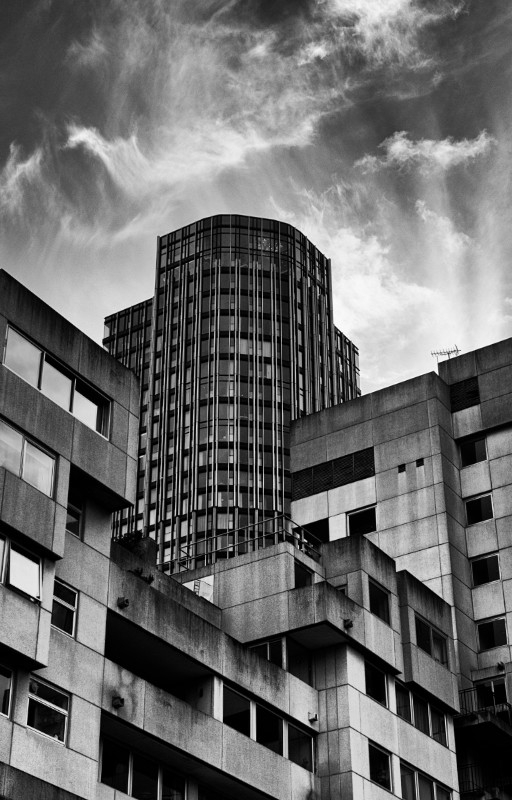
223 687 251 736
4 327 109 436
365 662 387 706
294 561 313 588
471 554 500 586
0 536 41 600
101 739 130 792
396 682 412 723
401 762 451 800
0 418 54 497
369 579 390 624
27 678 69 743
478 617 507 651
460 437 486 467
52 579 78 636
249 638 283 668
368 741 391 791
288 723 314 772
466 494 493 525
0 666 12 717
348 506 376 536
132 752 158 800
415 617 448 666
396 683 446 746
256 705 283 755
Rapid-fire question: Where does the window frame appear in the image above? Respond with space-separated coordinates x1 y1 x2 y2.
459 436 487 468
347 505 377 536
51 578 78 637
400 760 452 800
368 740 392 791
0 534 42 602
365 661 388 707
0 665 13 718
0 417 55 497
27 677 70 744
100 737 186 798
3 326 110 437
470 553 500 587
465 493 493 526
415 616 448 666
368 578 390 624
395 681 447 746
477 616 508 652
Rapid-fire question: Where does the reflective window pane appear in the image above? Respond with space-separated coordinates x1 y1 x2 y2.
22 441 54 496
9 545 40 598
0 420 22 475
4 328 41 386
73 388 99 431
41 360 72 410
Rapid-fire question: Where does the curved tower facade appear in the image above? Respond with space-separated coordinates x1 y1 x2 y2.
104 215 360 572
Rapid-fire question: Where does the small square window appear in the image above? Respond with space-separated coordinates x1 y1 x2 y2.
368 742 391 790
460 437 486 468
398 464 406 473
416 458 424 468
478 617 507 651
348 506 376 536
466 494 493 525
369 579 390 624
294 561 313 588
471 554 500 586
27 678 69 743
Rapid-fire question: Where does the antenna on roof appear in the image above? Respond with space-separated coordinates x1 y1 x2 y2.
431 346 460 363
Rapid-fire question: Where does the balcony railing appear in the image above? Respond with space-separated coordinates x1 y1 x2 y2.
162 514 323 574
458 763 512 795
457 687 512 726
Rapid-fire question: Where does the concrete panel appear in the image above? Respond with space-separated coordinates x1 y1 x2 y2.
109 403 129 454
71 423 127 500
291 493 328 526
221 593 290 642
397 721 455 784
44 634 104 706
376 458 434 503
460 460 491 498
359 695 397 752
102 660 146 731
217 554 291 607
378 488 436 530
390 547 442 585
372 375 435 416
375 517 440 560
498 546 512 581
496 516 512 551
290 438 328 472
439 349 477 384
328 512 347 541
0 471 57 555
0 586 47 666
487 427 512 460
327 478 376 517
372 403 430 447
374 428 432 472
57 536 110 605
68 696 101 761
291 394 373 446
492 486 512 519
479 363 512 402
452 405 483 440
0 716 13 765
489 453 512 491
325 422 373 461
472 582 505 620
75 593 107 654
466 518 498 558
481 393 512 431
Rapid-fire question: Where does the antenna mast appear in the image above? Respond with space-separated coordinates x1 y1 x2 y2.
431 346 460 364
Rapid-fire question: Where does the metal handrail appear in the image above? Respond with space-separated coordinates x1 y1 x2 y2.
457 687 512 724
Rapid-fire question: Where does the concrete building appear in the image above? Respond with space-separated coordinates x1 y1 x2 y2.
103 215 360 572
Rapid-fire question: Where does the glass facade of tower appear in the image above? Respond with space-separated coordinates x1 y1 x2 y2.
104 215 360 572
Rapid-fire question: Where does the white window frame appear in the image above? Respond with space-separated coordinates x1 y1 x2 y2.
51 578 78 637
0 417 55 498
0 535 42 601
27 677 69 744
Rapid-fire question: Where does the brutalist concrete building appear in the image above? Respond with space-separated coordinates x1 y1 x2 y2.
1 263 512 800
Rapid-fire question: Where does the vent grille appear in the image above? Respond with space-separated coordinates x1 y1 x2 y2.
450 377 480 413
292 447 375 500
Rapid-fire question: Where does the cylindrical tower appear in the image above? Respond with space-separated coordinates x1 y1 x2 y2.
104 214 360 571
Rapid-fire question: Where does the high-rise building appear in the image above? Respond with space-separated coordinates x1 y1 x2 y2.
103 215 360 572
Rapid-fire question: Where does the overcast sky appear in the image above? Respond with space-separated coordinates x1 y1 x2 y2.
1 0 511 393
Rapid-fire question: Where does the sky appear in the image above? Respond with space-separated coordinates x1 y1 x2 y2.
1 0 512 393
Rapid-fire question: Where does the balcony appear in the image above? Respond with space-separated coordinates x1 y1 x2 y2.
456 687 512 731
458 764 512 797
164 514 322 574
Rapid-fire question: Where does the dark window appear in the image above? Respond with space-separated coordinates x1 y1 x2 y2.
400 763 416 800
101 739 130 792
478 618 507 651
365 662 387 706
0 666 12 717
162 769 185 800
368 742 391 790
413 695 429 735
255 705 282 754
471 554 500 586
460 437 486 467
415 617 448 666
401 762 451 800
476 678 506 708
369 580 390 624
294 561 313 588
466 495 493 525
249 638 282 668
223 687 250 736
396 682 412 723
291 447 375 500
51 579 78 636
398 464 406 473
287 638 313 685
288 723 313 772
348 506 376 536
431 705 447 746
27 678 69 743
132 753 158 800
416 458 424 468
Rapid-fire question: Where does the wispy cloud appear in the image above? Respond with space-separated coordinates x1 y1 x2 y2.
356 130 496 174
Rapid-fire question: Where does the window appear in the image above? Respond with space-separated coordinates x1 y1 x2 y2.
0 418 54 496
460 437 486 467
415 617 448 666
348 506 376 536
0 535 41 600
416 458 424 468
249 638 283 668
368 741 391 790
52 579 78 636
100 738 185 799
400 762 451 800
294 560 313 588
475 677 507 708
369 579 390 624
477 617 507 651
398 464 406 473
395 682 446 745
471 554 500 586
222 685 314 770
4 327 109 436
365 662 387 706
27 678 69 743
0 666 12 717
465 494 493 525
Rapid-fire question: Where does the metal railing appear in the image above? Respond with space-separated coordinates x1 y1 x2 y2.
162 514 323 574
458 763 512 795
457 687 512 726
